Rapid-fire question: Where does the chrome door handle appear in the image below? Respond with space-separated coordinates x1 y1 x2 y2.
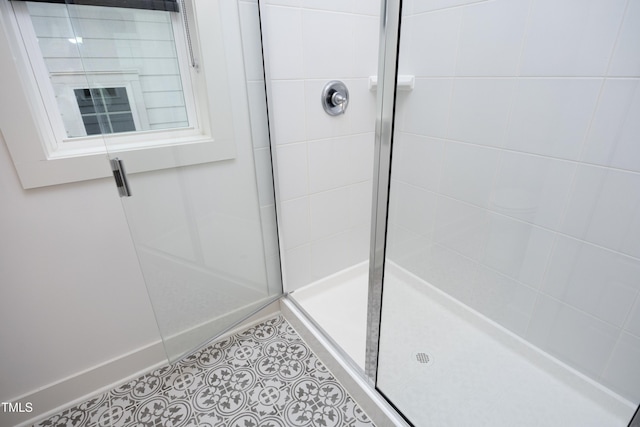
110 157 132 197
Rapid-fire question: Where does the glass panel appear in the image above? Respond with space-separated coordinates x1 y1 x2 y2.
377 0 640 425
62 0 282 360
24 1 190 139
279 1 382 371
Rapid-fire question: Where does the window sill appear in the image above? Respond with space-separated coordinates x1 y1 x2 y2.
12 137 235 189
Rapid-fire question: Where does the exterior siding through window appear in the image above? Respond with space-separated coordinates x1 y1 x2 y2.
26 1 189 137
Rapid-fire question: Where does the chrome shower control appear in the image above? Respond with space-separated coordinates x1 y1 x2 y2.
322 80 349 116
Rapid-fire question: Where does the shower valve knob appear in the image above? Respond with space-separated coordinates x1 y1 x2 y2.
322 80 349 116
331 92 347 106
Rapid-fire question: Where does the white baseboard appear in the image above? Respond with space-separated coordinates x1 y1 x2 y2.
4 299 282 427
3 341 166 427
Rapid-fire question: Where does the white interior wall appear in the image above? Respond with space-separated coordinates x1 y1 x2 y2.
261 0 380 292
0 135 163 403
389 0 640 403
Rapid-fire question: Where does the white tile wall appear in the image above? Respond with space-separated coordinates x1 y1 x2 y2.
542 236 640 327
308 135 373 193
561 166 640 259
447 78 515 147
389 0 640 403
627 299 640 337
284 244 311 286
275 143 308 200
471 266 538 335
433 195 490 261
389 181 438 238
309 187 352 241
505 79 602 160
608 0 640 76
420 243 479 304
302 11 356 79
399 78 453 138
353 15 381 77
392 133 444 191
439 142 501 208
455 0 530 76
601 333 640 402
526 295 620 379
519 0 627 76
261 6 303 79
310 230 357 279
262 2 379 291
270 80 306 144
400 8 462 77
280 197 310 249
482 214 555 288
582 79 640 173
412 0 488 14
490 151 576 229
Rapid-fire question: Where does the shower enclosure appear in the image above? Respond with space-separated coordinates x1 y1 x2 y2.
283 0 640 425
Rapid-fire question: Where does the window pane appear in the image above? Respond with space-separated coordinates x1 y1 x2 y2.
74 87 136 135
26 1 190 139
109 112 136 133
80 114 102 135
102 88 132 113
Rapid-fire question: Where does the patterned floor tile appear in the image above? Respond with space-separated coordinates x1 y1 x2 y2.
33 315 376 427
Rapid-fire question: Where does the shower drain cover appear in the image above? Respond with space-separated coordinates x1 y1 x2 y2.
414 352 434 366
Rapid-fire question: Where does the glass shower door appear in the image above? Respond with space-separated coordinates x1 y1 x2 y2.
51 0 281 360
375 0 640 425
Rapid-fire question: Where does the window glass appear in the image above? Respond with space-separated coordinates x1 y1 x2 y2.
25 1 190 139
74 87 136 135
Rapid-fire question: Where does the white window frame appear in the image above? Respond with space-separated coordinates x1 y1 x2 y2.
56 78 147 139
0 0 236 189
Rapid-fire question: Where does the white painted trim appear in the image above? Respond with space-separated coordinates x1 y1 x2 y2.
3 301 283 427
0 340 166 427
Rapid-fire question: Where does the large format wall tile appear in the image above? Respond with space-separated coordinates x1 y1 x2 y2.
608 0 640 76
560 166 640 259
505 79 602 160
526 295 619 379
582 79 640 173
455 0 530 76
519 0 627 76
542 236 640 327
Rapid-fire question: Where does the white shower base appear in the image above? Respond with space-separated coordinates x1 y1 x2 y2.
292 262 370 368
292 262 636 427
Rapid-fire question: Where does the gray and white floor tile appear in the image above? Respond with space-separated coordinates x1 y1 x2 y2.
34 315 375 427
